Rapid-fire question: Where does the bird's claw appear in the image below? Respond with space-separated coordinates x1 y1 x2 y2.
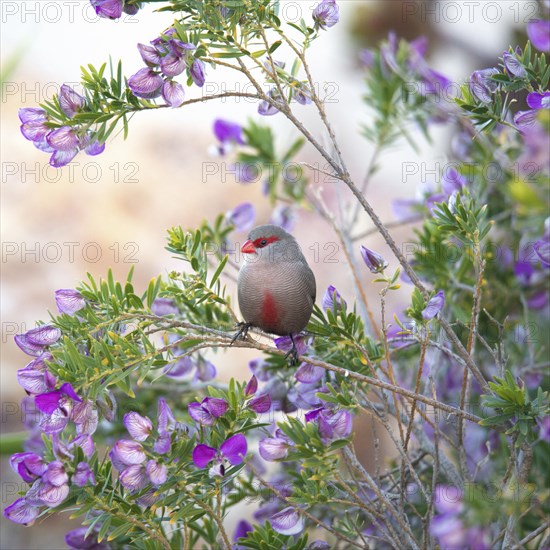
284 334 300 366
284 347 299 366
230 322 251 345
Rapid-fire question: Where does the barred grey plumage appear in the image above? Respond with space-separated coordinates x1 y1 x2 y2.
237 225 316 336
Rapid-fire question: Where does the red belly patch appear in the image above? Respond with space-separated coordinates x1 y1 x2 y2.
261 291 279 329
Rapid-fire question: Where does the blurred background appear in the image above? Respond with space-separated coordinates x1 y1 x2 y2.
0 0 537 547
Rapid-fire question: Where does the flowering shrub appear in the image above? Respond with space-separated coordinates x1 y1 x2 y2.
6 1 550 548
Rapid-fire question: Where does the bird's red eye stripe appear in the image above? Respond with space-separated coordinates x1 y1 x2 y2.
253 236 279 249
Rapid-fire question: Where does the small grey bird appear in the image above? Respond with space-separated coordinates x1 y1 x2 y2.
233 225 316 363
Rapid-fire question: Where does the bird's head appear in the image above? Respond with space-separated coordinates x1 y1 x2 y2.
241 224 299 261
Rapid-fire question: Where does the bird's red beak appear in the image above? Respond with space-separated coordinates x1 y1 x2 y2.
241 239 256 254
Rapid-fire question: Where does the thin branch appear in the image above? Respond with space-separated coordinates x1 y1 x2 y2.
512 521 550 550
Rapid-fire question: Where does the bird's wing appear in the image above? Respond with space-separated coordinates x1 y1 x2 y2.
304 263 316 304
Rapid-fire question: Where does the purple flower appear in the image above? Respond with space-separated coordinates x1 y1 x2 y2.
37 463 70 507
65 527 110 549
290 382 326 409
258 435 292 461
163 354 216 382
213 119 245 145
138 43 162 67
35 382 82 414
192 434 247 469
269 506 304 535
527 19 550 52
19 107 47 124
469 68 499 103
274 334 309 356
234 519 253 547
359 48 375 68
429 485 491 549
128 67 163 98
263 379 296 413
229 162 260 183
321 285 346 311
119 464 148 491
188 396 229 426
360 245 388 273
46 126 81 151
35 383 82 434
151 298 179 316
15 325 61 356
226 202 256 231
71 400 98 435
160 53 187 77
513 109 540 129
83 136 105 156
154 432 172 456
392 198 421 221
90 0 123 19
136 489 160 507
109 440 146 469
249 358 271 381
270 205 295 232
146 459 167 485
42 460 68 487
312 0 339 30
514 261 534 285
50 148 80 168
248 393 272 413
55 289 86 316
534 238 550 266
3 497 40 525
441 168 467 195
72 462 95 487
10 452 47 483
421 290 445 320
538 416 550 442
190 59 206 87
19 107 53 156
308 408 353 443
528 290 548 310
163 356 195 379
58 84 85 118
527 91 550 110
157 397 175 433
71 434 95 458
295 362 325 384
20 117 50 143
292 82 313 105
245 375 258 396
196 357 217 382
124 411 153 441
503 52 526 78
258 89 283 116
17 353 56 395
162 80 186 108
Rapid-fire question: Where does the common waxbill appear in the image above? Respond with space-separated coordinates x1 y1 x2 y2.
233 225 316 362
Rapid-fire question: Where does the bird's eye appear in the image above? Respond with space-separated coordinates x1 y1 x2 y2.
260 239 267 246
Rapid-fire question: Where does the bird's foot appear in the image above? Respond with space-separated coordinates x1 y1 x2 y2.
284 334 300 366
230 322 252 345
284 346 299 366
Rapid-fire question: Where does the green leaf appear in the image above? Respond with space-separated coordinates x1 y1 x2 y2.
209 255 228 287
